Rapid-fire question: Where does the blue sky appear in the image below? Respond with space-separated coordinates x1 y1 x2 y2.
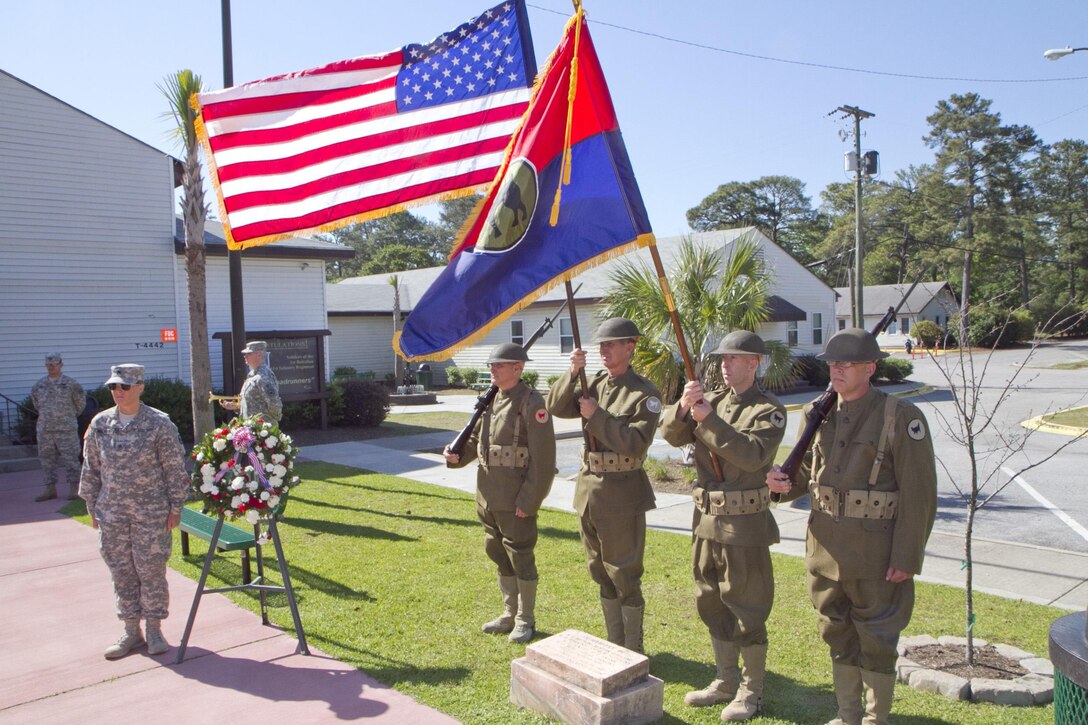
4 1 1088 237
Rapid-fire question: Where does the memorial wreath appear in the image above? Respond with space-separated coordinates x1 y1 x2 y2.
190 416 301 523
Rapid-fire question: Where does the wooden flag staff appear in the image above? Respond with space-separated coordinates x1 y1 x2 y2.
564 280 597 452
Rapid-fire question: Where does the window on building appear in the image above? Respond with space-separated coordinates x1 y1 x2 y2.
838 319 847 330
559 318 574 353
902 317 911 334
511 319 524 345
787 320 798 347
812 313 823 345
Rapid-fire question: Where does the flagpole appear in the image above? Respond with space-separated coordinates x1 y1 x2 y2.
647 241 725 481
564 280 596 452
221 0 248 392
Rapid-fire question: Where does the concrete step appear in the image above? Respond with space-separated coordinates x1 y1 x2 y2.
0 456 41 474
0 442 37 461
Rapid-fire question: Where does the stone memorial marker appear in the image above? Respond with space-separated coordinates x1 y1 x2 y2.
510 629 663 724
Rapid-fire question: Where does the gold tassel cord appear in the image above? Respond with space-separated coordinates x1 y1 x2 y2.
550 4 584 227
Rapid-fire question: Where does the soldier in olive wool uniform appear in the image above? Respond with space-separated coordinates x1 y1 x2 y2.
767 329 937 725
444 343 555 644
219 341 282 426
546 318 661 653
662 331 786 722
30 352 86 501
80 364 188 660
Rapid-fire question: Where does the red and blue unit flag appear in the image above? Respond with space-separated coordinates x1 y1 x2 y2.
193 1 536 250
395 10 654 361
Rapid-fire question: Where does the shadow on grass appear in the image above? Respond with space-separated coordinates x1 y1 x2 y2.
284 516 417 542
647 651 713 690
290 496 479 529
307 478 470 503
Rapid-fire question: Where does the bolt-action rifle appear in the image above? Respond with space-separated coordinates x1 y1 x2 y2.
446 286 579 461
774 274 928 497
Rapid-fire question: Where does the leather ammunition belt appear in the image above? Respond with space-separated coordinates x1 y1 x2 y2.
693 486 770 516
487 444 529 469
586 451 643 473
811 486 898 520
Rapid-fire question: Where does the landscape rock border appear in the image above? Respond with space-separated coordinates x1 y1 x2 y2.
897 635 1053 706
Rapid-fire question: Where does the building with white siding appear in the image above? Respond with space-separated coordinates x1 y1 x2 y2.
0 69 352 411
328 228 836 387
833 281 959 345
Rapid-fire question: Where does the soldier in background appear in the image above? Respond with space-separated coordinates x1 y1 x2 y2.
80 364 188 660
546 318 661 653
219 340 282 426
767 329 937 725
661 331 786 722
30 352 86 501
444 343 555 643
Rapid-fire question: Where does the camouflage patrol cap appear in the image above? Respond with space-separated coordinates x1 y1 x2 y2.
715 331 766 356
44 352 63 364
241 341 268 353
591 317 641 343
104 364 145 386
487 342 531 363
816 328 889 362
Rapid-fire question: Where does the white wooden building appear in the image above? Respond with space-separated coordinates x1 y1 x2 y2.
328 228 837 386
833 281 959 346
0 69 352 408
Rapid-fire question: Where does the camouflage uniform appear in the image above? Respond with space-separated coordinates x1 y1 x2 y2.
240 363 282 426
80 402 188 621
547 363 660 650
31 369 85 497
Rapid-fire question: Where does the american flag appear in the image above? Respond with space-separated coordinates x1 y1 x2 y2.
194 1 536 250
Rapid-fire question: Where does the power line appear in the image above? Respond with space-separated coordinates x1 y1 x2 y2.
526 3 1088 84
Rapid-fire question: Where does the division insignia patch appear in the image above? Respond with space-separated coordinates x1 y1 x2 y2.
907 418 926 441
646 397 661 414
535 408 550 424
770 410 786 428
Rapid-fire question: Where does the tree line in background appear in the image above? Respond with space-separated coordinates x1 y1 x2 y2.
689 92 1088 340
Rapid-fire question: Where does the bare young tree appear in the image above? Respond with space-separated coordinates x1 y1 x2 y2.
923 300 1087 664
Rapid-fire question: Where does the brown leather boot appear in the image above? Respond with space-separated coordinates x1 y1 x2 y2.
684 637 740 706
860 669 896 725
825 663 864 725
481 575 518 634
508 579 536 643
600 597 624 645
721 643 766 721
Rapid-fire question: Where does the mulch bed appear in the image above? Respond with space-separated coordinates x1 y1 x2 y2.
906 644 1027 681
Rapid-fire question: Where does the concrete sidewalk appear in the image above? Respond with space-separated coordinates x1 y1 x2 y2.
0 469 456 724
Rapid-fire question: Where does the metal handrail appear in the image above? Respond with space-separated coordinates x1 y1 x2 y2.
0 391 35 445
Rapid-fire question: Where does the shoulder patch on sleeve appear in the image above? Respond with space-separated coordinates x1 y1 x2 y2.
906 418 926 441
534 408 550 424
646 397 661 414
770 410 786 428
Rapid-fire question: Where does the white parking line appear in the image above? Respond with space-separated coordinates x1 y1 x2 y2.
1003 466 1088 544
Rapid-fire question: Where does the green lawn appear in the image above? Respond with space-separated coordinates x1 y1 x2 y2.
1043 406 1088 428
1049 360 1088 370
64 463 1056 723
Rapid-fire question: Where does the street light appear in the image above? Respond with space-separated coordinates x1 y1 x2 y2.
1044 46 1088 61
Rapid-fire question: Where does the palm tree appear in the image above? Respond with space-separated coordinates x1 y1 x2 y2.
160 70 213 441
602 234 792 401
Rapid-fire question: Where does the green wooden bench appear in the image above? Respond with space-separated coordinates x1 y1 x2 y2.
179 508 256 584
470 382 491 391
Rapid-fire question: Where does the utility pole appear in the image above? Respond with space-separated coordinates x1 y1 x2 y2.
836 105 874 328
